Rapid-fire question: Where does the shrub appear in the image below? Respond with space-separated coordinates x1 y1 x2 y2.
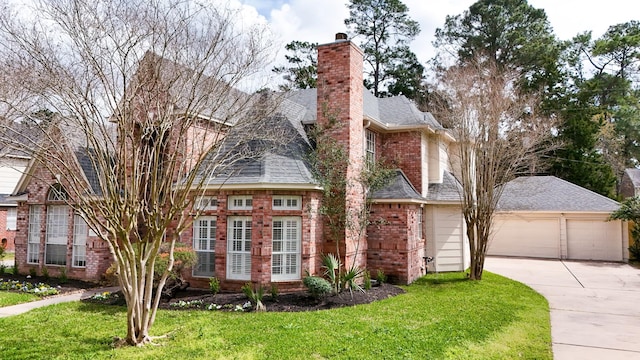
321 253 340 294
59 267 68 284
209 277 220 296
29 268 37 278
270 284 279 301
376 269 387 284
363 270 372 290
154 244 197 280
303 275 332 299
102 263 119 286
11 263 18 275
630 239 640 260
41 266 49 281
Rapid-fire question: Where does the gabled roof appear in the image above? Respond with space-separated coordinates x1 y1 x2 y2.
426 171 462 203
372 169 425 203
624 168 640 187
285 88 443 131
497 176 619 212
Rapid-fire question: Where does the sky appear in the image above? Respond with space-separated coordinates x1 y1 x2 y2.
234 0 640 69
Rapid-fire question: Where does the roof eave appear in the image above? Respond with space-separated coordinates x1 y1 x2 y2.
202 183 322 191
372 198 428 204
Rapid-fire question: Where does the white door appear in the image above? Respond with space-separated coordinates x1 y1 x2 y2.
489 217 560 258
567 220 623 261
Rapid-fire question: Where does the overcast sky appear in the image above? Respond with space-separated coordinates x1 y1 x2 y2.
234 0 640 68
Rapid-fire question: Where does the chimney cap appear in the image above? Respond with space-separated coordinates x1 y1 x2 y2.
335 32 348 41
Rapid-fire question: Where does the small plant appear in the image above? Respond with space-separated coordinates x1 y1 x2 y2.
0 264 5 275
59 267 68 284
303 275 332 299
241 282 266 312
629 239 640 260
90 291 119 301
29 267 37 278
341 265 365 297
376 269 387 284
363 270 372 290
270 284 279 301
321 253 341 294
11 263 18 275
209 277 220 296
41 266 49 281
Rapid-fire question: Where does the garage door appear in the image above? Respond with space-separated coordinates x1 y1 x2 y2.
489 217 560 258
567 220 623 261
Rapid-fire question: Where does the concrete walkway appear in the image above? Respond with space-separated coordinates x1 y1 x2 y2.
485 257 640 360
0 286 120 318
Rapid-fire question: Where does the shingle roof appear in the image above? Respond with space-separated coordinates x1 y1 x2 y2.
426 171 462 203
286 88 443 129
74 148 103 196
199 112 316 188
497 176 620 212
372 170 425 201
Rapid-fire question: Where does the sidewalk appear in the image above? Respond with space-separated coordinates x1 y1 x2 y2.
0 286 120 318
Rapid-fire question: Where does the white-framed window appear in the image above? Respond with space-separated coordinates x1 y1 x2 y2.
45 205 68 265
6 208 17 230
227 216 251 280
272 196 302 210
72 214 87 268
228 196 253 210
365 129 376 165
194 196 218 211
27 206 41 264
271 217 301 281
193 216 216 277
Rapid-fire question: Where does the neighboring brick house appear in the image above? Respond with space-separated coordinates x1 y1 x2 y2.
10 34 467 288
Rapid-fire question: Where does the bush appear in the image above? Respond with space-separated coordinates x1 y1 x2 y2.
629 239 640 260
209 277 220 296
29 268 37 278
303 275 332 299
154 244 197 280
363 270 372 290
59 267 68 284
376 269 387 284
41 266 49 281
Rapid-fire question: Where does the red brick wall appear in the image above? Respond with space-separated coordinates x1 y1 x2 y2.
14 156 111 282
316 36 368 272
367 203 424 284
382 131 424 194
181 190 324 292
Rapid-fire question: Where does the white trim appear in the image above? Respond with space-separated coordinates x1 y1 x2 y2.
271 216 301 281
226 216 252 280
194 196 218 211
228 196 253 210
272 195 302 210
72 214 87 268
192 216 217 277
202 183 322 191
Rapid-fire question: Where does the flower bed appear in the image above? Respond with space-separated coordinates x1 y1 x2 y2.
0 278 59 296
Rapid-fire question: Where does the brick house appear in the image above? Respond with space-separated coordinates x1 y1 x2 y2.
10 34 469 288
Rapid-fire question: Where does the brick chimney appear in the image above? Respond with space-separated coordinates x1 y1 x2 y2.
316 33 366 270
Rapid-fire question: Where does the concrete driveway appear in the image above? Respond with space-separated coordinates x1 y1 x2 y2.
485 257 640 360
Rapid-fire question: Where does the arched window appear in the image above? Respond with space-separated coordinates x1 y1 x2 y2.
45 184 69 265
47 183 68 202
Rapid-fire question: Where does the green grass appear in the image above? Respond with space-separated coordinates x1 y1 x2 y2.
0 272 551 359
2 252 15 262
0 292 40 307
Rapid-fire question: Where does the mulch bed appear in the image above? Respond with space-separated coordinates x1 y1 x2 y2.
83 283 405 312
1 272 405 312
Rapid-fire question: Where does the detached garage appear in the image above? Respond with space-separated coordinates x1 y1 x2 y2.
489 176 628 262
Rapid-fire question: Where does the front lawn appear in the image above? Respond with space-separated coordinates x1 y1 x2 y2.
0 272 551 359
0 292 39 307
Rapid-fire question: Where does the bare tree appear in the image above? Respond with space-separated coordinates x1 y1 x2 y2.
0 0 281 346
434 58 556 280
